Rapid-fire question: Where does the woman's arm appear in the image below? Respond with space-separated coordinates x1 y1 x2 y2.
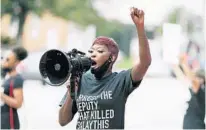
179 55 203 93
130 8 152 82
1 88 23 108
59 82 78 126
179 58 196 80
59 93 75 126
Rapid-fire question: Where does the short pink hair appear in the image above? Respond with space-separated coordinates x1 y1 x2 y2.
92 36 119 61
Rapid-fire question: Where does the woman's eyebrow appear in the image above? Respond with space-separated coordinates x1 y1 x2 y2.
91 47 105 50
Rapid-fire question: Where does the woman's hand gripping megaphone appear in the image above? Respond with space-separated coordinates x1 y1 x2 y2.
66 77 80 99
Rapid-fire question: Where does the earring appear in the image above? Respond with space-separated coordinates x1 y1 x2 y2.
109 56 112 62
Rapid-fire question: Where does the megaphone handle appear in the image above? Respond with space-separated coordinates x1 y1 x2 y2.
70 75 76 100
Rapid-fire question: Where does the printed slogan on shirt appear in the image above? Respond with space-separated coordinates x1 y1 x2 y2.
76 91 115 129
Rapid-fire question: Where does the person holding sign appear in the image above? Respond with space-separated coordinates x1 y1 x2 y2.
59 7 151 129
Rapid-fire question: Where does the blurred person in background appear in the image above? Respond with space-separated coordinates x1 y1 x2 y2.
1 46 28 129
58 7 151 130
184 40 201 71
180 56 205 129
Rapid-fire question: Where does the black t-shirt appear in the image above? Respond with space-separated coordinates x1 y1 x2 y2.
60 69 142 129
183 84 205 129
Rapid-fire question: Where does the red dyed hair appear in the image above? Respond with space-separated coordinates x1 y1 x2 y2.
92 36 119 61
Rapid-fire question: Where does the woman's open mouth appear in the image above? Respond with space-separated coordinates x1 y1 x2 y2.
91 60 97 68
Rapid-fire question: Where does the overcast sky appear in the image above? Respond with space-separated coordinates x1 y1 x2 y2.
94 0 205 25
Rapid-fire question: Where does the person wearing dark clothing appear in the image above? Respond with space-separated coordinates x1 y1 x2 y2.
1 46 28 129
58 7 152 130
183 69 205 129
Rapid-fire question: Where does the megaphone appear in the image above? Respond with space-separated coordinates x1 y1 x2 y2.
39 49 92 86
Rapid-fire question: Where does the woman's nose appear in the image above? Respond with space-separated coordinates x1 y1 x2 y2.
91 55 96 58
91 52 96 58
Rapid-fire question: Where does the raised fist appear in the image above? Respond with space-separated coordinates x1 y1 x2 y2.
130 7 145 27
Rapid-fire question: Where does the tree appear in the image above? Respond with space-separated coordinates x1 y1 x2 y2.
1 0 124 45
167 8 182 24
2 0 31 45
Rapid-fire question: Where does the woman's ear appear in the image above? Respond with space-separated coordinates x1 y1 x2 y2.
111 55 116 62
108 56 112 63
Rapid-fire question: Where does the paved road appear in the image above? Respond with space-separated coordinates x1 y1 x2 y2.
18 77 190 130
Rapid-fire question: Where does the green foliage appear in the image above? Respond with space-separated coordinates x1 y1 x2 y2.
39 0 101 26
168 12 178 23
1 0 135 55
116 57 133 69
1 0 126 42
1 35 17 45
167 7 183 24
1 0 13 15
156 26 163 35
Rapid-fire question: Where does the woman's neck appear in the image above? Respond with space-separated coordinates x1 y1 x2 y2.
8 69 18 77
101 69 112 79
105 69 112 76
93 69 112 80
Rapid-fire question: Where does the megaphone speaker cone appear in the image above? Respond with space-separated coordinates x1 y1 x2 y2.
39 49 72 86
